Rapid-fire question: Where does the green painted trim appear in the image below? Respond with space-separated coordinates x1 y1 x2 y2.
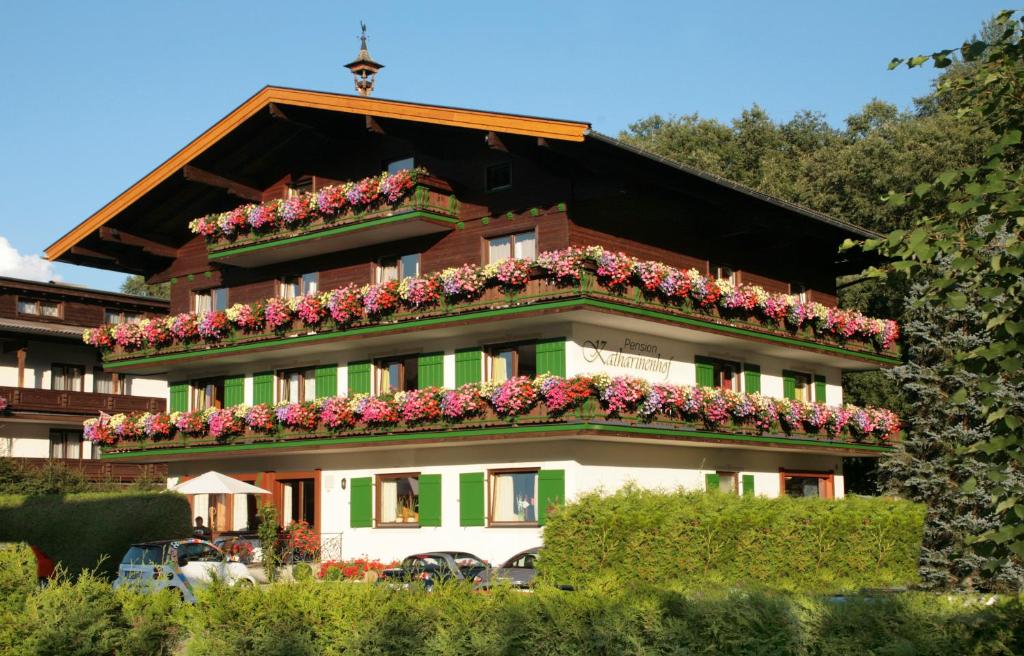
102 296 901 369
481 216 490 225
207 211 460 260
99 420 893 460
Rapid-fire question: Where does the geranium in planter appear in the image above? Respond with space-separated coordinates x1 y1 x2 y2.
362 280 400 318
438 264 485 300
538 374 593 415
264 297 294 331
139 318 172 347
440 385 487 421
173 410 208 437
196 311 230 341
326 284 363 326
141 412 175 440
537 247 586 285
168 313 199 342
244 404 276 433
487 376 540 417
84 415 115 445
275 402 319 432
246 202 279 231
111 323 143 350
293 294 327 327
396 388 443 425
597 376 649 417
280 195 312 226
208 408 244 441
110 413 142 441
399 276 441 310
355 395 400 428
493 258 533 291
226 302 265 333
320 397 357 430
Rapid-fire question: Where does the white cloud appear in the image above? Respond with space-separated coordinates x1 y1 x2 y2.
0 236 59 282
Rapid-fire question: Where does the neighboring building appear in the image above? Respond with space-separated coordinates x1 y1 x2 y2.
44 82 901 562
0 277 168 461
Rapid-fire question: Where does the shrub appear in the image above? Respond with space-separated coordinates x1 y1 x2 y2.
0 491 191 578
538 486 925 593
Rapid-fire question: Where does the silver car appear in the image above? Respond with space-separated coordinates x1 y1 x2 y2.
475 547 541 590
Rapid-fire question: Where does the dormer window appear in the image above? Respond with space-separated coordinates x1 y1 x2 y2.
486 162 512 192
104 309 143 324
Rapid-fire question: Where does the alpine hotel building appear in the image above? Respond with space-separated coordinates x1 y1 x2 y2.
46 58 902 562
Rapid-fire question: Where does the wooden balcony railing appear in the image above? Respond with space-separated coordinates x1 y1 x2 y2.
204 176 461 268
101 272 902 369
6 457 167 483
0 386 165 415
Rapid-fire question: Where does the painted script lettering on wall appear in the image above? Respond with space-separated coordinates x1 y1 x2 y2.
581 338 674 380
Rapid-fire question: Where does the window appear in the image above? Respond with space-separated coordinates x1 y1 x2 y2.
104 309 143 324
489 469 538 524
781 470 834 499
376 254 420 283
93 368 129 395
707 471 739 494
278 368 316 402
288 178 313 197
486 162 512 191
279 478 315 528
376 355 419 393
710 263 736 284
696 357 741 391
192 378 224 410
790 371 813 402
280 273 318 299
50 430 83 460
17 298 61 318
176 542 222 564
386 156 415 174
193 288 228 313
377 473 420 526
790 282 808 302
486 230 536 264
487 342 536 382
51 364 84 392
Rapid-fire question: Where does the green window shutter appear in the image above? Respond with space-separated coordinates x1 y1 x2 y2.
742 474 755 497
782 371 797 400
315 365 338 399
252 372 275 405
350 477 373 528
459 472 485 527
417 352 444 388
535 337 566 377
537 469 565 526
814 375 827 404
705 473 721 492
169 382 189 412
695 358 715 388
743 364 761 394
455 348 482 385
418 474 442 527
223 376 245 407
347 361 371 395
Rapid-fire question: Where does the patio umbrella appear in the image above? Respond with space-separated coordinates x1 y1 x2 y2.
172 471 271 495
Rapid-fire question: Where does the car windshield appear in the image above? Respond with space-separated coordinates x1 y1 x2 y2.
453 555 487 577
121 545 168 565
177 542 222 563
402 556 449 573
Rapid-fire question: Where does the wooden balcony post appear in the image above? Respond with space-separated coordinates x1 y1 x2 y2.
16 347 26 388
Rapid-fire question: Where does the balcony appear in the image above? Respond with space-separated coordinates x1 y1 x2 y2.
95 267 902 373
0 386 165 416
6 457 167 484
100 398 898 461
204 175 461 268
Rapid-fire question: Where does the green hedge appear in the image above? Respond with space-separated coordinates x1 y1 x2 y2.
0 569 1020 656
0 492 191 578
538 487 925 592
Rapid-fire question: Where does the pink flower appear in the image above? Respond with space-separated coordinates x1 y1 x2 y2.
264 297 294 331
440 385 487 421
363 281 400 317
197 311 229 340
208 408 243 440
244 404 276 432
598 376 649 416
327 285 364 326
356 396 400 427
294 295 326 326
398 388 443 424
321 397 356 430
399 277 441 309
495 258 533 290
489 377 540 417
281 195 312 225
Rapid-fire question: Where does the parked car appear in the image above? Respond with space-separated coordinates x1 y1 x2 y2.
474 546 541 590
380 551 489 591
112 538 256 602
213 534 263 564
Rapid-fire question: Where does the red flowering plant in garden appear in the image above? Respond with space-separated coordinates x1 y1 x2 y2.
319 558 398 580
285 521 320 559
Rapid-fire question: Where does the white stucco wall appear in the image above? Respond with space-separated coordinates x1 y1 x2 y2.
166 438 845 565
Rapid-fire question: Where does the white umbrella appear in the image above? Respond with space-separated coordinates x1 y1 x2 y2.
172 471 271 495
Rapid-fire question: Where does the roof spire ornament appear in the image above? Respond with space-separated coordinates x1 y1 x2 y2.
344 22 384 97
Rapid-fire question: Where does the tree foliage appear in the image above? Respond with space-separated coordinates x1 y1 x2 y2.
120 275 169 300
859 10 1024 589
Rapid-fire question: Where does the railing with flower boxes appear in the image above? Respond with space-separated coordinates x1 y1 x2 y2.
0 386 164 416
189 169 461 268
86 248 902 368
90 375 901 458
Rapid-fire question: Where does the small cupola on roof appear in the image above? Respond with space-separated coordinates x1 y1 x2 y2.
344 22 384 97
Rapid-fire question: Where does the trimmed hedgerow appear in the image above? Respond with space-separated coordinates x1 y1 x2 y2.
0 492 191 578
0 570 1019 656
538 487 925 593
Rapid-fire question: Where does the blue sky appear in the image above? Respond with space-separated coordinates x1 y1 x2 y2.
0 1 1005 292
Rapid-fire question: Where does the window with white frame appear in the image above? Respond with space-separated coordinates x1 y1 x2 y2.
193 288 228 313
489 469 539 524
377 254 420 283
279 273 318 299
377 473 420 525
278 367 316 403
486 230 536 264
